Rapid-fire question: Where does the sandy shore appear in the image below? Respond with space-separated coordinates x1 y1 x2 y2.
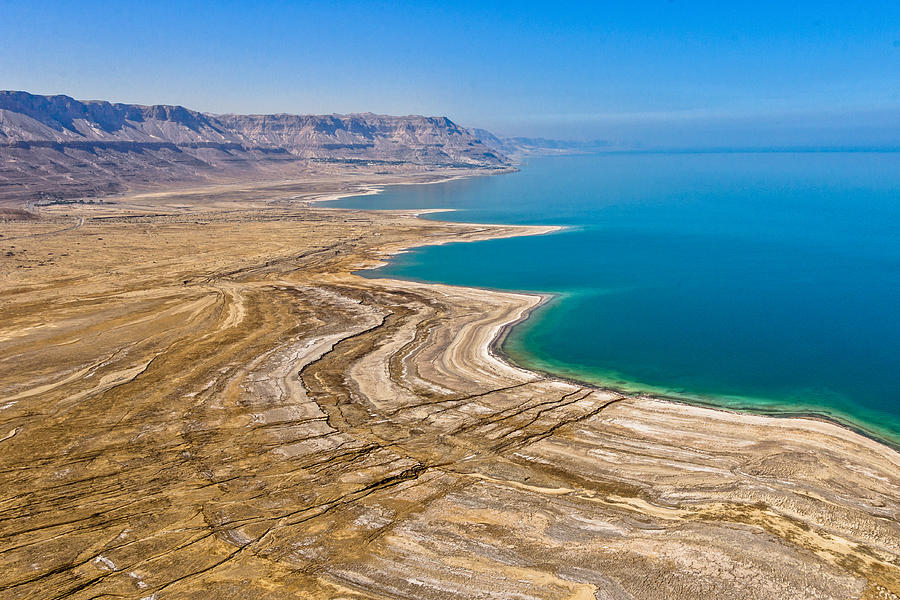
0 175 898 599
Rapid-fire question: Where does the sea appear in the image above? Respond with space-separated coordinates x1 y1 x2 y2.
325 152 900 446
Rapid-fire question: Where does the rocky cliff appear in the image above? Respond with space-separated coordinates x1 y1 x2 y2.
217 113 505 165
0 91 509 204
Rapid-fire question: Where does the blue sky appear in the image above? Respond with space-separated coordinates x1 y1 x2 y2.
2 1 899 146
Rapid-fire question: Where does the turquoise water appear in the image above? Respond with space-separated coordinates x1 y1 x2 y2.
326 153 900 445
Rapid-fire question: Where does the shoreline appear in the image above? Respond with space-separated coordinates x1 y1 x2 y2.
494 289 900 452
303 166 518 206
2 174 899 598
365 226 900 456
505 337 900 453
342 195 900 456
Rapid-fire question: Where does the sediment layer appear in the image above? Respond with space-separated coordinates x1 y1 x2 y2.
1 179 898 599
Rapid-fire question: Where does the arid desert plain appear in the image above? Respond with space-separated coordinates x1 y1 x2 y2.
1 166 899 600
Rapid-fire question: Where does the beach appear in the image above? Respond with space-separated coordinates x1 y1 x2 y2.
1 175 899 599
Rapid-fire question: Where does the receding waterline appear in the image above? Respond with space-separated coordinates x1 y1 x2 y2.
500 293 900 449
327 152 900 447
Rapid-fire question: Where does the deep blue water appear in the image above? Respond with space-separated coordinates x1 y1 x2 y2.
326 153 900 444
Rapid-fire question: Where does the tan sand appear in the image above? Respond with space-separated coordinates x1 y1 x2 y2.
0 175 898 600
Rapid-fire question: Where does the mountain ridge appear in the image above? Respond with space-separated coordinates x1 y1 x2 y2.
0 91 510 205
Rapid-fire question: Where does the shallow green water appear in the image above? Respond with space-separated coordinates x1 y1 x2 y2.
327 153 900 445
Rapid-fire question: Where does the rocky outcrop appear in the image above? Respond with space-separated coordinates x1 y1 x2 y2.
0 91 238 144
218 113 505 166
0 91 509 205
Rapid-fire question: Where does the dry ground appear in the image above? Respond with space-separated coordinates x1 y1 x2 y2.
1 178 898 600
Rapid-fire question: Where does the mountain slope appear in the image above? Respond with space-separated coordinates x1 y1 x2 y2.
217 113 504 165
0 91 509 205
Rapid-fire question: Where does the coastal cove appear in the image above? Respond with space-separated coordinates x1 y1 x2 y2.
326 152 900 446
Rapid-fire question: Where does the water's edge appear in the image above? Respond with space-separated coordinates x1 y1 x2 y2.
466 281 898 452
331 172 900 452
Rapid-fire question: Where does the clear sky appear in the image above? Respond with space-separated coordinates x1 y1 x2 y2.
2 0 899 147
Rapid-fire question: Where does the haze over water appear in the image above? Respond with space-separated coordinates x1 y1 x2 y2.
328 152 900 444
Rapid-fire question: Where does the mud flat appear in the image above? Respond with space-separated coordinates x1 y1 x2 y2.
0 177 898 600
